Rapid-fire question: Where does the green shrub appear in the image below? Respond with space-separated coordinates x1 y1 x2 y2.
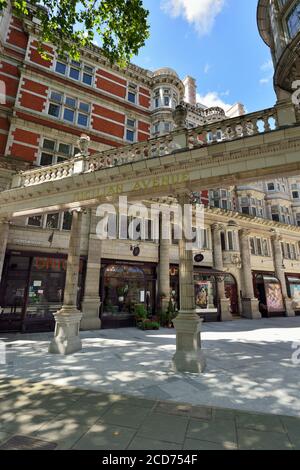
134 304 147 320
138 319 160 330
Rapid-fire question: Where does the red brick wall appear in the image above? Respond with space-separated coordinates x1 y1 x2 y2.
0 59 20 108
8 128 40 162
95 76 126 99
6 17 28 51
92 116 124 139
93 104 125 124
28 40 54 68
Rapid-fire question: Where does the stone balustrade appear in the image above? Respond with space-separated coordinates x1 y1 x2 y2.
14 106 280 188
188 107 279 147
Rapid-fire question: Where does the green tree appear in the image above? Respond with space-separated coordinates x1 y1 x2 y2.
0 0 149 65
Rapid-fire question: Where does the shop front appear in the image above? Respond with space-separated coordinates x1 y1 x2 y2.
286 273 300 315
170 265 239 322
100 260 157 329
253 272 285 317
0 251 85 332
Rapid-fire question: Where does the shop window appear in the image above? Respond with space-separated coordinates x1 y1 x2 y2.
62 212 72 231
27 212 72 231
28 215 42 227
46 213 59 229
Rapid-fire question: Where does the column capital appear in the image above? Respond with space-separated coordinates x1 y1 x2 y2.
239 228 251 239
270 230 282 243
176 191 193 205
211 223 226 234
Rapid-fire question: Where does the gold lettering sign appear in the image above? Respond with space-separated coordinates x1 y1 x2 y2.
75 173 190 201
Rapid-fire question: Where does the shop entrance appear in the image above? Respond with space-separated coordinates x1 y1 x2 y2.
0 252 85 332
100 262 156 328
253 273 285 317
170 266 239 321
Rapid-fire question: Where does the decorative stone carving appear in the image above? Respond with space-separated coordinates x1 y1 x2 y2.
77 134 91 158
173 104 188 129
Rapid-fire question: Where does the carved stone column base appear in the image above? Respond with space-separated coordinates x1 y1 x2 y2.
219 298 233 321
49 307 83 355
284 298 295 317
241 299 261 320
80 298 101 330
172 311 206 374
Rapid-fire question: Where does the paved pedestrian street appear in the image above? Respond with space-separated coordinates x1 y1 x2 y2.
0 318 299 450
0 378 299 450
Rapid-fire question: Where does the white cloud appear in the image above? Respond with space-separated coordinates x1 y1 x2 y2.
204 63 211 74
260 77 271 85
259 59 273 85
161 0 225 35
196 91 233 111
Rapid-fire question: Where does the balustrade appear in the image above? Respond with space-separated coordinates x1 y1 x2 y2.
16 106 279 188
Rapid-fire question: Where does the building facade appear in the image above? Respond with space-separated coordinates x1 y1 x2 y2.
0 2 300 333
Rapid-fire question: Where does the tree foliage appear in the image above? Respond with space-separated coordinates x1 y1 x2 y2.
0 0 150 65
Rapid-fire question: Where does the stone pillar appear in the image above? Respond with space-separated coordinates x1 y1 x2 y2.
239 229 261 319
271 233 295 317
212 224 232 321
49 209 84 355
81 236 102 330
159 214 170 313
172 193 206 374
0 219 9 284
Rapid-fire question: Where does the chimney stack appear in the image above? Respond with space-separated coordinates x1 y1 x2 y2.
183 76 197 106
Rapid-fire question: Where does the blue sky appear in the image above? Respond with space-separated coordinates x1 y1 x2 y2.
133 0 276 113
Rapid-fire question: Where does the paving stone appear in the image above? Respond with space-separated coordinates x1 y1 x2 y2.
212 408 236 421
183 438 237 450
0 412 49 434
32 417 91 450
190 406 212 420
128 437 182 450
237 428 293 450
137 413 189 444
72 422 136 450
187 418 237 447
0 435 57 450
154 401 192 417
0 431 12 444
100 403 150 428
281 416 300 448
236 411 285 433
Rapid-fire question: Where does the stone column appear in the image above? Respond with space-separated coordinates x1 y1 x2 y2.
271 233 295 317
49 209 84 355
172 193 206 374
0 219 9 284
81 237 102 330
212 224 232 321
239 229 261 319
158 214 171 313
81 209 102 330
